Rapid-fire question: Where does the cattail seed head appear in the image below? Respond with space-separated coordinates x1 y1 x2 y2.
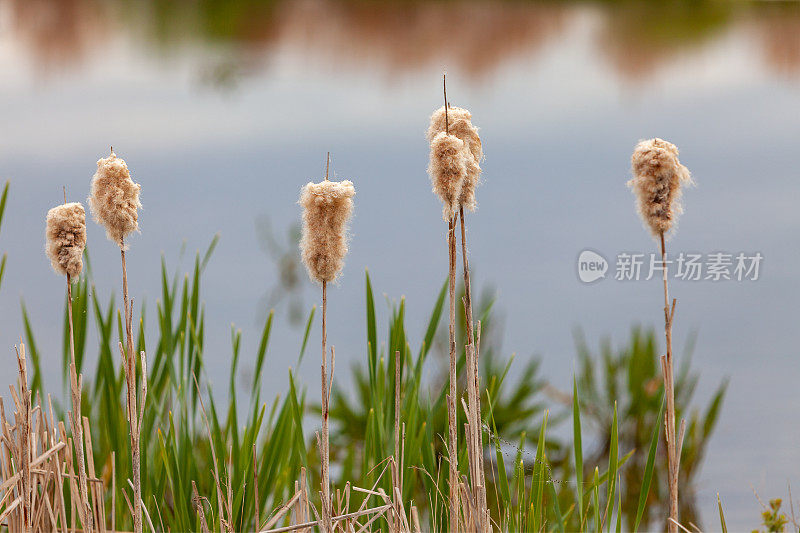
45 202 86 279
428 132 468 221
427 106 482 212
628 138 693 238
299 179 355 283
88 152 142 249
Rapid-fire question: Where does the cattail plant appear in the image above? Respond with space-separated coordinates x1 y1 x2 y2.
427 74 487 531
628 138 692 533
45 199 93 533
299 154 355 533
89 149 147 533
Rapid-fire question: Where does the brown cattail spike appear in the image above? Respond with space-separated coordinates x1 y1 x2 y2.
628 138 693 238
299 179 355 283
428 132 468 221
45 202 86 279
88 152 142 248
428 106 482 212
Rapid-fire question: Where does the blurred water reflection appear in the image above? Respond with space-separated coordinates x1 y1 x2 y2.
5 0 800 83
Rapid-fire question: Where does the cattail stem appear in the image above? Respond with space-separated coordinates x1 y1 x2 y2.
67 274 93 533
317 150 335 533
320 279 332 532
120 240 143 533
441 72 461 533
459 207 487 529
447 215 459 532
659 232 682 533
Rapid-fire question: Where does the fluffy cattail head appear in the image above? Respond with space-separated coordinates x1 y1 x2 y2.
45 202 86 279
628 138 693 238
427 106 482 212
427 106 482 159
299 180 355 283
88 152 142 248
428 132 467 221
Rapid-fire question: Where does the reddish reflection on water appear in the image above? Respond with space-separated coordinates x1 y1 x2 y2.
272 0 565 78
3 0 800 81
752 10 800 77
7 0 107 73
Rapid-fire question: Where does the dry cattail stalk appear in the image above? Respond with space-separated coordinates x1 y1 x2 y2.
437 101 488 529
628 138 692 238
44 198 93 533
628 138 690 533
432 99 489 528
45 202 86 279
88 152 142 248
432 74 462 533
299 156 354 533
427 105 483 212
89 149 146 533
299 179 355 284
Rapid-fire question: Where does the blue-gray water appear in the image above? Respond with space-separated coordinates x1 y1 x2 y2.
1 1 799 528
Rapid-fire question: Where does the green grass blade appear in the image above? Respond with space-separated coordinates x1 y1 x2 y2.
605 402 618 532
252 310 274 396
20 301 43 395
717 493 728 533
0 181 9 235
546 460 565 533
634 393 665 532
418 279 447 362
200 233 220 272
593 467 600 533
297 305 316 366
573 377 584 526
365 269 377 386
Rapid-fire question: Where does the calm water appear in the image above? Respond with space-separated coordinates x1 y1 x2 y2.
1 1 799 528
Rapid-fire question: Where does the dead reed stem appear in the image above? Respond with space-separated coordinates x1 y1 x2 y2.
67 274 93 533
320 152 333 533
443 73 460 533
120 239 144 533
659 232 684 533
447 215 459 533
192 481 211 533
459 206 487 531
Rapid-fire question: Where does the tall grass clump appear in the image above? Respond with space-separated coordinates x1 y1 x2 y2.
628 137 693 533
299 153 355 532
89 149 147 533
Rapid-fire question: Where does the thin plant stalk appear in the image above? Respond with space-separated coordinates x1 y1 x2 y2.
66 274 93 533
659 232 684 533
459 206 487 530
120 238 143 533
320 153 333 533
447 215 459 531
443 74 460 533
